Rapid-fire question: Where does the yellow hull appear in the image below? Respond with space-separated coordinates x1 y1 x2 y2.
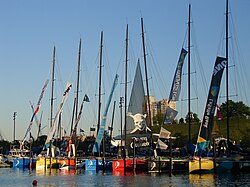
36 157 59 170
189 158 216 173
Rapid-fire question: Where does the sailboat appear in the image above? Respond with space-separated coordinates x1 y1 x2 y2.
112 22 152 175
36 47 73 170
85 31 119 172
189 0 249 174
148 48 188 174
148 3 190 173
189 57 227 173
112 60 149 174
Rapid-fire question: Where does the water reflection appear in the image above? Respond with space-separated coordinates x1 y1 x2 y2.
189 174 216 187
1 168 250 187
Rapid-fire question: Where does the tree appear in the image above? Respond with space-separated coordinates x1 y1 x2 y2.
220 100 250 119
153 113 164 125
185 112 200 123
179 118 184 124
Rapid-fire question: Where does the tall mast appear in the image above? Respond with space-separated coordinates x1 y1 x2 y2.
141 17 152 148
109 101 116 151
188 4 191 148
74 38 81 135
97 31 103 133
225 0 230 152
124 24 128 148
50 47 56 129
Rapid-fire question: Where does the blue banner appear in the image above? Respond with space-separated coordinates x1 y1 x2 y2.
163 107 178 124
168 48 187 102
196 56 226 152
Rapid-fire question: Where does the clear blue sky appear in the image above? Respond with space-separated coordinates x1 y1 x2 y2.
0 0 249 141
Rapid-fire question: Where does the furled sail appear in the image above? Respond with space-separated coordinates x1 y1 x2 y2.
45 82 72 148
22 79 49 143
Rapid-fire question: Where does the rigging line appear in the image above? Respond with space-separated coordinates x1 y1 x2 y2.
216 17 226 56
182 27 188 50
146 38 168 100
191 23 208 95
229 15 249 105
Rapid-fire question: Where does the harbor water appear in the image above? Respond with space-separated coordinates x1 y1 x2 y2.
1 168 250 187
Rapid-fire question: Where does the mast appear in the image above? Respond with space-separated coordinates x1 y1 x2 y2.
70 98 76 136
37 111 43 139
225 0 230 153
188 4 191 148
74 38 81 136
109 101 116 151
141 17 152 148
50 46 56 129
97 31 103 134
124 24 128 149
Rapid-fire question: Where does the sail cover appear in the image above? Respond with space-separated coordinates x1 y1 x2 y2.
196 56 227 152
168 48 187 102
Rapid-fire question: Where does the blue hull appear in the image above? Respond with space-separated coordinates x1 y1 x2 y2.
13 158 36 168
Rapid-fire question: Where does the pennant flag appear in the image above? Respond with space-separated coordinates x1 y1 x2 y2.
163 107 178 124
156 139 168 149
83 94 90 102
80 128 84 133
216 104 223 120
90 127 96 131
159 127 171 139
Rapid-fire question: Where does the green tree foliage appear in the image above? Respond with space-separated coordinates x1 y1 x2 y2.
185 112 200 123
220 100 250 119
153 113 164 125
179 117 184 124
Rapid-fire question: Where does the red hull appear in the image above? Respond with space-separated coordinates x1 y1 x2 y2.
112 158 148 173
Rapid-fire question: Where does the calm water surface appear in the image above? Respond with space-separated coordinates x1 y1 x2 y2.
0 168 250 187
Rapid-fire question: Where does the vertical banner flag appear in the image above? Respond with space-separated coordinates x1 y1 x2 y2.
93 74 119 153
196 57 226 152
168 48 187 102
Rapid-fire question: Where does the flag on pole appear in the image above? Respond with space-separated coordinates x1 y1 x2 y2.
163 107 178 124
159 127 171 139
156 139 168 149
216 104 223 120
83 94 90 102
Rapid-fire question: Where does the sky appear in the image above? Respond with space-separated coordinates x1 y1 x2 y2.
0 0 249 142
